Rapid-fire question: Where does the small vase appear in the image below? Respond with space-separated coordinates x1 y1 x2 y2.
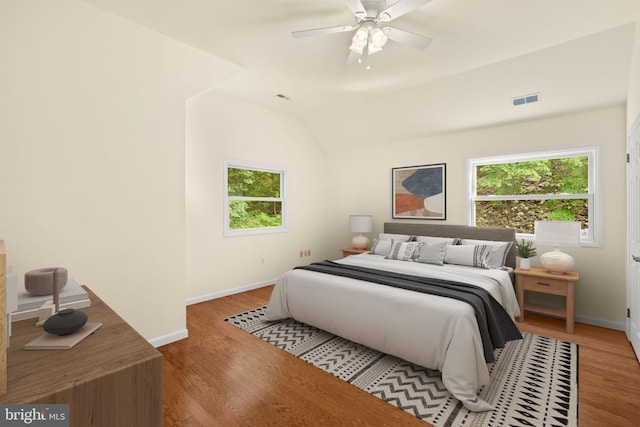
520 258 531 270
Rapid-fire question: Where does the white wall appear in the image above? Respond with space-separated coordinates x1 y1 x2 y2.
326 106 628 328
628 21 640 126
185 91 330 301
0 0 237 343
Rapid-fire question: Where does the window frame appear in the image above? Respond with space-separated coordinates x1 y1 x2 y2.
466 146 603 247
223 159 288 237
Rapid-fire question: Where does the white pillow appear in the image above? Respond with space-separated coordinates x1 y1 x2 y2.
415 235 458 245
460 239 513 268
415 241 447 265
378 233 413 242
386 241 421 261
370 239 393 256
444 244 492 269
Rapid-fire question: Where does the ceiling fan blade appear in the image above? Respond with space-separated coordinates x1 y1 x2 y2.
343 0 367 18
347 50 362 65
291 25 356 38
385 27 433 50
378 0 434 22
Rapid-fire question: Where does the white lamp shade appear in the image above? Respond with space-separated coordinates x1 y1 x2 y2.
349 215 373 233
534 221 581 247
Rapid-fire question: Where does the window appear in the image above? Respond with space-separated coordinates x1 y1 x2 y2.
467 146 602 246
224 160 287 236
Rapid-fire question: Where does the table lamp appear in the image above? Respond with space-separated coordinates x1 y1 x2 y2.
349 215 373 249
534 220 581 274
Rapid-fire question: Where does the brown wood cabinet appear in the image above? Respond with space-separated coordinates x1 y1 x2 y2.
2 286 162 426
516 267 579 333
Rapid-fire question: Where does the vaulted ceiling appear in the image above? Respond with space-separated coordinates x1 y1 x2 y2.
84 0 640 151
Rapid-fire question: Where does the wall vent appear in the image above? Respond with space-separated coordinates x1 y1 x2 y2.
512 93 540 106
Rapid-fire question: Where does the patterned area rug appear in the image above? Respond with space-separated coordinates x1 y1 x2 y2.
225 306 578 427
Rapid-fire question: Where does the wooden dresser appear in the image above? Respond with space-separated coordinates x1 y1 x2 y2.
2 286 162 426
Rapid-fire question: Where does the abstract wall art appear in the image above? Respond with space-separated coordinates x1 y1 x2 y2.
392 163 446 220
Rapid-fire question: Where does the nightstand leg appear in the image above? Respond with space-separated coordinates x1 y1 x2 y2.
517 283 524 322
566 282 575 333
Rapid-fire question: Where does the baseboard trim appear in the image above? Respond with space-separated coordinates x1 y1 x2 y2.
149 328 188 348
186 279 275 306
575 314 625 331
149 281 275 348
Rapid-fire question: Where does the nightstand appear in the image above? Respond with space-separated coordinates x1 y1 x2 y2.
515 267 579 333
340 247 370 258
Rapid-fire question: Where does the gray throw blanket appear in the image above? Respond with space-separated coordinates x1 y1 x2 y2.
295 260 522 363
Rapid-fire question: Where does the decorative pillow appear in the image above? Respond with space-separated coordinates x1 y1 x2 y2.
378 233 413 242
415 241 447 265
370 239 393 256
444 244 492 269
415 235 458 246
386 241 422 261
459 239 513 268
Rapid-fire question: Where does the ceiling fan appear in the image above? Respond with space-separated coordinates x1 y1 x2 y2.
292 0 434 64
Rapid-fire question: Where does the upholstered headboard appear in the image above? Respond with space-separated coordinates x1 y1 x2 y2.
384 223 517 269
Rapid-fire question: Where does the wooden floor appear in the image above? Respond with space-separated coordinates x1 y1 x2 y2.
159 286 640 427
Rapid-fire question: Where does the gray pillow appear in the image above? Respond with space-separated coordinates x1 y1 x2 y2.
415 235 458 246
415 241 447 265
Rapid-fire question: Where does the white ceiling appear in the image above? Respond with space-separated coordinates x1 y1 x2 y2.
84 0 640 151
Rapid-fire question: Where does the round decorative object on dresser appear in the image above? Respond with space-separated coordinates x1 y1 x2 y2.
24 267 68 296
43 309 88 336
540 248 575 274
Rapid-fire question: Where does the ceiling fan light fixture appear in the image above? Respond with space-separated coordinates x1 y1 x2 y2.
349 42 365 55
369 27 388 48
292 0 435 64
367 44 383 55
353 27 369 44
349 26 369 54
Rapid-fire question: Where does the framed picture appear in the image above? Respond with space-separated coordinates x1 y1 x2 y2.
392 163 446 220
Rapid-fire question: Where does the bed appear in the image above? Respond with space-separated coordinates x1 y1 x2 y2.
264 223 521 412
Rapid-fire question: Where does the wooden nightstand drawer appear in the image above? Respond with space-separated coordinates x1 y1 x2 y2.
518 275 568 295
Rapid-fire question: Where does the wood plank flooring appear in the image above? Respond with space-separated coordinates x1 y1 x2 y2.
159 285 640 426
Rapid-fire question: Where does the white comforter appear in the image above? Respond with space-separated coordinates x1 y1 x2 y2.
264 253 520 412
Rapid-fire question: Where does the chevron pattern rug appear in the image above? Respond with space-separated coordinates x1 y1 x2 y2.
225 306 578 427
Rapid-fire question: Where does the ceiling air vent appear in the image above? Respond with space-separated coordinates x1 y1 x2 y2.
512 93 540 106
